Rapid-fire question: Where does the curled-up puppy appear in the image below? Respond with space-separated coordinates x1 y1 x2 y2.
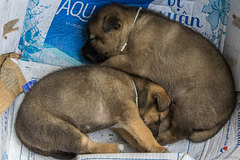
81 3 236 145
15 66 171 159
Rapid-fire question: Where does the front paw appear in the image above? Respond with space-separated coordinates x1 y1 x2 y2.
156 135 168 146
156 130 173 146
158 146 169 153
156 130 180 145
118 144 124 153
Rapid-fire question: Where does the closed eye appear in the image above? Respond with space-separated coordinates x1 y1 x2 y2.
155 115 161 125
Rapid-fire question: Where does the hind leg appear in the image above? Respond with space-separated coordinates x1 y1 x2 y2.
156 88 222 145
156 99 196 145
45 118 123 154
156 118 191 146
16 116 123 158
156 107 193 145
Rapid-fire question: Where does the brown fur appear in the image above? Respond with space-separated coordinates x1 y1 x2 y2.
81 3 236 145
15 66 171 159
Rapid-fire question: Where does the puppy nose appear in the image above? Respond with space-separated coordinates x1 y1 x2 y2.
90 34 96 41
89 34 95 39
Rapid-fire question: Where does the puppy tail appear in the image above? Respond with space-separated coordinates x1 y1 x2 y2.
188 123 224 142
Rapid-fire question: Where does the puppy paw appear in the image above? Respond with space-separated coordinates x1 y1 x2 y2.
156 137 168 146
157 133 180 146
149 146 169 153
162 148 170 153
118 144 124 152
158 147 169 153
156 132 171 146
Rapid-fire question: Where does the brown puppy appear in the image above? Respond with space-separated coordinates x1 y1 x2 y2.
81 3 236 145
15 66 171 159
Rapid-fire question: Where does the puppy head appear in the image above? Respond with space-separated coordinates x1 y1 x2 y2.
143 107 170 137
81 3 136 63
139 84 171 136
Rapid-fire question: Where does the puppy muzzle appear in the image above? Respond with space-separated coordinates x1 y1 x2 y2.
81 40 109 64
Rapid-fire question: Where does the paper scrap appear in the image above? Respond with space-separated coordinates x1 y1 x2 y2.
3 19 19 36
233 14 240 28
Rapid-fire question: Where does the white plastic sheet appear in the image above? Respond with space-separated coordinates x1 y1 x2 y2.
0 0 240 159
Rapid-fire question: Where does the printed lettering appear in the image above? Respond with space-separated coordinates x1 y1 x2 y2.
168 12 177 21
4 111 8 131
66 22 85 29
70 1 84 20
238 112 240 130
56 0 71 15
56 0 96 22
224 120 231 146
238 111 240 145
182 11 187 14
82 3 96 19
168 0 184 8
166 12 203 28
238 132 240 145
190 17 203 28
179 15 191 25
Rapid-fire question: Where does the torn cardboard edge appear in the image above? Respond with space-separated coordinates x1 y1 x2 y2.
0 53 26 115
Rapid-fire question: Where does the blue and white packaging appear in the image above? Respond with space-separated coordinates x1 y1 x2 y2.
18 0 230 66
22 79 38 93
148 0 229 51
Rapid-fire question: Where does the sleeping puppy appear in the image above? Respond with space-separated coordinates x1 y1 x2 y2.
15 66 171 159
81 3 236 145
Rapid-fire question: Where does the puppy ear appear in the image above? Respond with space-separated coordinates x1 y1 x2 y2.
102 15 121 33
154 93 171 112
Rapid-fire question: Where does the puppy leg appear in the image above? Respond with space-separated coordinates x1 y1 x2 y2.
156 130 182 146
116 101 168 153
16 116 122 157
157 87 227 145
50 120 123 154
102 55 147 77
111 128 145 152
156 112 191 145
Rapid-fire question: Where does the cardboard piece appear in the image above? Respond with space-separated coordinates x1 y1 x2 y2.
0 53 26 115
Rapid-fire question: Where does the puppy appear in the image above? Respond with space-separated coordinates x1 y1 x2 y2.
15 66 171 159
81 3 236 145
